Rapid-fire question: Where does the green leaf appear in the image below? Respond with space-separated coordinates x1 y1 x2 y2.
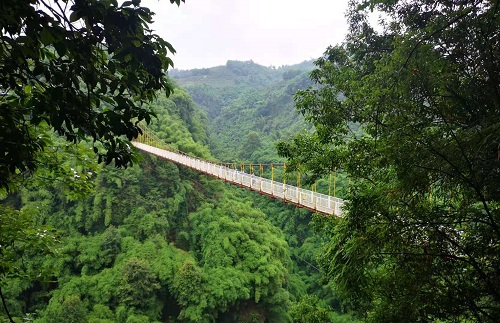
40 28 53 45
69 11 80 23
164 41 176 54
108 61 116 74
54 41 67 56
23 85 32 94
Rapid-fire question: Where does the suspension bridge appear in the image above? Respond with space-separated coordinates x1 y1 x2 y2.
133 127 345 217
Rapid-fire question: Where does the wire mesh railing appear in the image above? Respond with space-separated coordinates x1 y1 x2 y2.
132 132 345 217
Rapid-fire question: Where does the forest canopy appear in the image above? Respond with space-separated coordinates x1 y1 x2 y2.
278 0 500 321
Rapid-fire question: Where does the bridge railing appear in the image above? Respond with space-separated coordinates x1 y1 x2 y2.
132 142 345 217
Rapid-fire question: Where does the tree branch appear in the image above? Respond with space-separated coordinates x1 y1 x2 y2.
0 286 14 323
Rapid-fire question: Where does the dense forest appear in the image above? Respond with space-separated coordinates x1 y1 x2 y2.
1 70 354 321
1 0 499 322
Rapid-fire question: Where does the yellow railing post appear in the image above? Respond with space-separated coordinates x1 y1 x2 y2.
283 163 286 186
313 182 317 210
271 164 274 194
283 163 287 200
334 167 337 197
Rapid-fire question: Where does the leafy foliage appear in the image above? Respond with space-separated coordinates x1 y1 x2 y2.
0 4 365 317
0 205 58 282
281 0 500 321
0 0 183 189
290 295 332 323
186 197 290 321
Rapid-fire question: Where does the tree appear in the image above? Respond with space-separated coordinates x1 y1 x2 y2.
0 0 184 190
55 295 89 323
118 257 161 314
278 0 500 321
239 131 262 161
0 204 58 322
180 197 291 322
290 295 332 323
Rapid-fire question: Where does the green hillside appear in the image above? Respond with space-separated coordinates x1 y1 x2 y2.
172 60 315 163
1 83 355 322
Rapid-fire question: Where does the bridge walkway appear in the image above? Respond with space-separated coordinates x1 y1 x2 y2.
132 142 344 216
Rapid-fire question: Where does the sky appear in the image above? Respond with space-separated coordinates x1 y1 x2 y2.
141 0 350 70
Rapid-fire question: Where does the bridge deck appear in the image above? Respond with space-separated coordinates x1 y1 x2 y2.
132 142 344 216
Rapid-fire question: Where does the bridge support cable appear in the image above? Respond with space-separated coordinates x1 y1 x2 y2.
132 141 345 217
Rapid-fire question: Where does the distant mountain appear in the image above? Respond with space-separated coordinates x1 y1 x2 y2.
171 60 316 162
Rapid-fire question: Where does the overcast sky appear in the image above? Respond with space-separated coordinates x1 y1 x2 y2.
141 0 350 70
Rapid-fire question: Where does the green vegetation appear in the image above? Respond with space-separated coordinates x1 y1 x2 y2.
2 0 323 321
2 0 494 322
1 54 355 320
0 0 183 190
279 0 500 321
171 60 356 321
172 60 315 163
0 88 298 322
